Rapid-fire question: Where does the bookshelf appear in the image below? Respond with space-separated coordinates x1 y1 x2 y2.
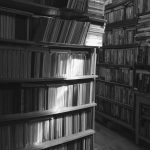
96 0 138 131
134 0 150 146
0 0 106 150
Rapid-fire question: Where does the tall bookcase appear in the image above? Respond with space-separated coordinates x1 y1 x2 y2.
0 0 105 150
134 0 150 146
96 0 138 132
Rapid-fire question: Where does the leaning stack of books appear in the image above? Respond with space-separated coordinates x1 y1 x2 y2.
85 23 105 46
136 14 150 43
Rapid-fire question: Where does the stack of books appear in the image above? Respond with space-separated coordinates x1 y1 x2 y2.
136 14 150 41
85 24 104 46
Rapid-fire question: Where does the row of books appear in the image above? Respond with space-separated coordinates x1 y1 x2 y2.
0 110 92 150
96 82 134 105
135 70 150 93
105 3 134 24
136 14 150 40
88 0 105 17
48 136 93 150
96 100 133 124
103 48 137 66
140 120 150 139
137 0 150 14
0 12 27 40
135 46 150 65
104 27 136 45
142 104 150 117
97 67 133 86
0 82 94 114
0 47 96 79
0 11 104 47
105 6 124 23
31 17 104 46
0 13 15 40
20 0 88 12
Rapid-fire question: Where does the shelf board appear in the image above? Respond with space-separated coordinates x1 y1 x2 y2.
0 38 36 45
0 75 98 83
97 63 133 69
96 111 134 130
0 39 99 50
39 41 99 49
105 0 131 10
139 136 150 144
103 44 138 49
96 96 133 110
18 130 95 150
106 18 138 30
96 79 132 88
0 103 96 123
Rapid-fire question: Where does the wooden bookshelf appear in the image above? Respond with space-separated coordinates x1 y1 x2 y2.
96 0 136 133
0 0 105 150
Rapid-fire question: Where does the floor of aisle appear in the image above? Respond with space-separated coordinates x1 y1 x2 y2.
94 122 149 150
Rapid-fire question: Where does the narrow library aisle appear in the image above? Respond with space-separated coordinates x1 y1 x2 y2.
94 122 148 150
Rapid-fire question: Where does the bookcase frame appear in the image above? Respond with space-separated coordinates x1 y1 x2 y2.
96 0 138 132
0 0 106 150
